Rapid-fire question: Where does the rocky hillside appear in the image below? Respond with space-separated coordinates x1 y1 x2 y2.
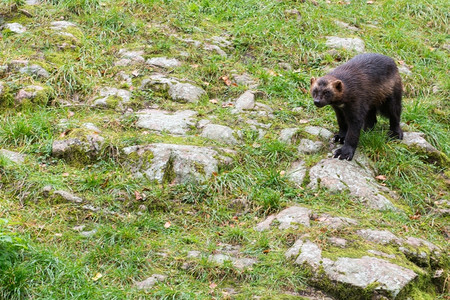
0 0 448 299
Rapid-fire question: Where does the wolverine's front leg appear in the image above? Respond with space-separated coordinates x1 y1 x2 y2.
333 106 347 144
333 118 362 161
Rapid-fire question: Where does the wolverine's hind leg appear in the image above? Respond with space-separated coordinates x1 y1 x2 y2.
363 108 377 131
381 85 403 139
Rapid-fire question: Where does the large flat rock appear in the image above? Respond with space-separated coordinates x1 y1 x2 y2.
123 143 233 184
136 109 197 135
255 206 311 231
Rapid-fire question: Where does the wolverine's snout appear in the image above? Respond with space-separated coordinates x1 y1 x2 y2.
314 99 325 107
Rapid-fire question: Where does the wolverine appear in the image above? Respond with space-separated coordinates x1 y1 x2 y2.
310 53 403 161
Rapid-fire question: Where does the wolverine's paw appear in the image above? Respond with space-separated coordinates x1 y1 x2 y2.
388 129 403 140
333 146 355 161
334 134 345 144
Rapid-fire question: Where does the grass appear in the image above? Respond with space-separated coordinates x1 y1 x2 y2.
0 0 448 298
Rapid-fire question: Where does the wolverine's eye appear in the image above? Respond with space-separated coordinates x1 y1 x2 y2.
323 90 331 97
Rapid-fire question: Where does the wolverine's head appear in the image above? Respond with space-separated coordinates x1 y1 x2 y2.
310 76 344 108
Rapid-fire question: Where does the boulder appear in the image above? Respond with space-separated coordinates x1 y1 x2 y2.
135 109 197 135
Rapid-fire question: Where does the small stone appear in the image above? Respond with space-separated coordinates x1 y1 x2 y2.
50 21 77 30
209 36 232 48
80 228 97 237
203 44 227 57
135 274 167 290
4 23 26 34
356 229 402 245
278 62 293 71
328 237 348 248
402 132 438 153
187 251 201 258
53 190 83 203
82 123 102 133
139 73 179 91
235 91 255 110
398 65 412 76
279 128 299 144
118 49 145 62
168 82 206 103
315 214 358 229
201 124 237 145
335 20 359 31
19 64 50 79
304 126 333 140
147 57 181 68
367 249 396 259
255 206 311 232
232 73 258 88
42 185 53 198
93 88 131 109
136 109 197 135
284 9 301 19
0 149 26 164
298 139 323 154
325 36 365 53
26 0 40 4
287 160 307 186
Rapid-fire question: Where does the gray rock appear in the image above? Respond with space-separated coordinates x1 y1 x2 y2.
235 90 255 110
4 23 26 34
325 36 365 53
298 139 323 154
14 85 47 103
201 124 237 145
118 49 145 63
93 88 131 109
82 123 102 133
284 9 301 20
278 62 293 71
232 73 258 88
187 250 201 258
19 64 50 79
255 206 311 232
209 36 232 48
147 57 181 68
208 254 257 270
168 82 206 103
196 119 211 129
402 132 438 153
315 214 358 229
335 21 359 31
404 236 440 252
140 73 179 91
0 149 26 164
136 109 197 135
7 60 28 71
80 228 97 237
26 0 40 4
308 157 396 210
285 239 304 260
203 44 227 57
287 160 307 186
52 135 104 161
254 102 273 112
50 21 77 30
123 143 233 184
398 65 412 76
295 241 417 298
304 126 333 140
356 229 403 245
328 237 348 248
53 190 83 203
135 274 167 290
279 128 299 144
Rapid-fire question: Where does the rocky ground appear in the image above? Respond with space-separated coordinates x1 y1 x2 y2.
0 0 448 299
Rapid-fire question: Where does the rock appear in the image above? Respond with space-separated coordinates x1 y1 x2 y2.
196 119 211 129
356 229 402 245
19 64 50 79
367 250 396 259
398 65 412 76
314 214 358 229
136 109 197 135
255 206 311 232
82 123 102 133
50 21 77 30
80 228 97 237
287 160 307 186
7 60 28 71
147 57 181 68
0 149 26 164
187 250 201 258
26 0 40 4
284 9 301 20
168 82 206 103
135 274 167 290
122 143 233 184
203 44 227 57
402 132 438 153
232 73 258 88
208 254 257 270
278 62 293 71
404 236 440 252
117 49 145 64
4 23 26 34
279 128 299 144
140 73 179 91
15 85 51 106
328 237 348 248
308 156 396 210
93 88 131 109
298 139 323 154
52 134 105 163
235 90 255 110
208 36 232 48
325 36 365 53
254 102 273 112
285 239 304 260
335 20 359 31
294 241 417 298
53 190 83 203
201 124 237 145
304 126 333 140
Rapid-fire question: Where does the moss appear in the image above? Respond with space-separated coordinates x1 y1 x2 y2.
0 83 14 107
17 85 54 109
162 155 176 185
105 95 121 109
193 161 206 175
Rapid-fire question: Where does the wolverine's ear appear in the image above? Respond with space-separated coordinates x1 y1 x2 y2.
310 77 316 86
332 80 343 92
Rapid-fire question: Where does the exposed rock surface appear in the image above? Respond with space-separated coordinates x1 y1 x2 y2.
235 90 255 110
4 23 26 34
307 156 396 210
52 133 105 162
356 229 402 245
147 57 181 68
136 109 197 135
304 126 333 140
232 73 258 88
52 190 83 203
298 139 323 154
93 88 131 109
255 206 311 231
140 73 179 91
402 132 438 153
201 124 237 145
0 149 26 164
325 36 365 53
168 82 206 103
19 64 50 79
123 143 233 184
135 274 167 290
279 128 299 144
